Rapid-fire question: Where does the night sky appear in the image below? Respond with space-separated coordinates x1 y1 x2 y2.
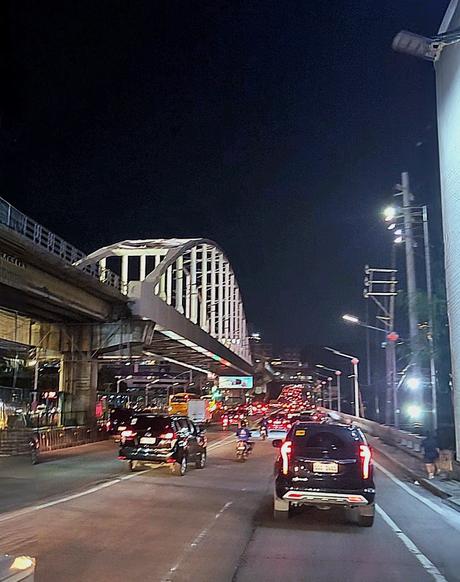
0 1 450 358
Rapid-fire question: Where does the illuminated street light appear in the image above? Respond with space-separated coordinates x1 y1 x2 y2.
394 235 404 244
406 404 422 419
406 377 421 390
324 347 361 417
384 206 397 222
342 314 360 324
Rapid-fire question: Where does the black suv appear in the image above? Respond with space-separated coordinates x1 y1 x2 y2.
273 422 375 526
119 414 207 476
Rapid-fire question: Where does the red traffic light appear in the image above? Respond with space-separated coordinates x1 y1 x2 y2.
387 331 399 342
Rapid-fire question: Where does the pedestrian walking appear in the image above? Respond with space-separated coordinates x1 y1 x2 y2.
422 431 439 479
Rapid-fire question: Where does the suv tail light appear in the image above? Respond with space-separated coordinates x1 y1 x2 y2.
280 440 292 475
360 444 372 479
121 430 137 439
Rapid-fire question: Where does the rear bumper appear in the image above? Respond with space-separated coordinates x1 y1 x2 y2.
119 446 175 463
275 478 375 507
282 490 370 506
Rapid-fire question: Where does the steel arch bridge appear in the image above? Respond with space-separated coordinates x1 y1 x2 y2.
77 239 252 375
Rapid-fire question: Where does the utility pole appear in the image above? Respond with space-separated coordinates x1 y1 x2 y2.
402 172 419 365
422 205 438 431
364 266 398 426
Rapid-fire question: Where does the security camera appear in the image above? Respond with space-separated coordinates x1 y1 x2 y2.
392 28 460 62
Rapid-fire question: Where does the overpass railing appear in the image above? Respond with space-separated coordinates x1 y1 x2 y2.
322 409 460 475
0 196 120 290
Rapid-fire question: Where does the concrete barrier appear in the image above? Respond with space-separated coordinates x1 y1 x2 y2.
0 555 35 581
321 409 425 459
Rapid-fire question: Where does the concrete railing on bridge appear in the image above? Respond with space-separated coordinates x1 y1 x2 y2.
0 196 121 290
321 409 425 458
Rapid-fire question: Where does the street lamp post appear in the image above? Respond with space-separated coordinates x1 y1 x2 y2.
324 347 361 417
383 201 438 430
335 370 342 413
316 364 342 412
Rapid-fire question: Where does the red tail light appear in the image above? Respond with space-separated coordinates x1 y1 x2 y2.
281 440 292 475
159 432 176 440
360 444 371 479
121 430 137 439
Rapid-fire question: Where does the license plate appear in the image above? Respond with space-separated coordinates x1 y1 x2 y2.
140 437 156 445
313 461 338 474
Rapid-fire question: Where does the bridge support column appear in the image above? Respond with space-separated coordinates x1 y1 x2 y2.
60 352 98 426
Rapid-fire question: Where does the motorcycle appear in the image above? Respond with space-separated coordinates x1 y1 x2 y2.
260 425 268 440
30 434 39 465
235 440 251 462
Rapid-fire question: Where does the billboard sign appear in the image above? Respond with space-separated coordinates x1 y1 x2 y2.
218 376 254 389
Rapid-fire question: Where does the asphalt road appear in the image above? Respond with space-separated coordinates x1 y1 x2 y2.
1 431 460 582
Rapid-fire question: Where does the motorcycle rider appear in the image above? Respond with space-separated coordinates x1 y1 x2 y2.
259 415 269 438
236 420 253 453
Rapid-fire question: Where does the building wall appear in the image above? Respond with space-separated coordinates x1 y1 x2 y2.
436 6 460 458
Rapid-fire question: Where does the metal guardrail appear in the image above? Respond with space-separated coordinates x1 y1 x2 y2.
0 196 121 290
35 425 107 453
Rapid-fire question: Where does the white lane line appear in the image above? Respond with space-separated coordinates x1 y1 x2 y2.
0 470 149 524
375 461 460 532
207 434 235 450
376 504 448 582
162 501 233 581
0 433 234 524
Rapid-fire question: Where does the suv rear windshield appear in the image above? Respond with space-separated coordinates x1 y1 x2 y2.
291 425 364 458
130 416 172 433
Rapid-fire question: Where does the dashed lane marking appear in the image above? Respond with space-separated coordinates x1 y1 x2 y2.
376 504 448 582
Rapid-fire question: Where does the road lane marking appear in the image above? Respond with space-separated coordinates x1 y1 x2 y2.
0 470 149 523
376 504 448 582
0 433 235 524
375 461 460 532
162 500 233 581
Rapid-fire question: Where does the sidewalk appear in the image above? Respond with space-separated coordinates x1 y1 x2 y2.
369 435 460 513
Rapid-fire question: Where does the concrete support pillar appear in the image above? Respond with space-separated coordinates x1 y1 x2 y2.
185 273 191 319
176 256 184 314
436 38 460 458
139 255 146 281
99 257 106 282
59 325 98 426
217 254 224 340
229 271 235 344
210 248 217 337
166 266 173 305
121 255 129 288
223 262 230 344
154 255 161 295
200 245 208 330
190 247 198 324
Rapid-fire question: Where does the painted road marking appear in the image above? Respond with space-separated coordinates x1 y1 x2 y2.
375 460 460 532
162 501 233 581
0 434 235 524
376 504 448 582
